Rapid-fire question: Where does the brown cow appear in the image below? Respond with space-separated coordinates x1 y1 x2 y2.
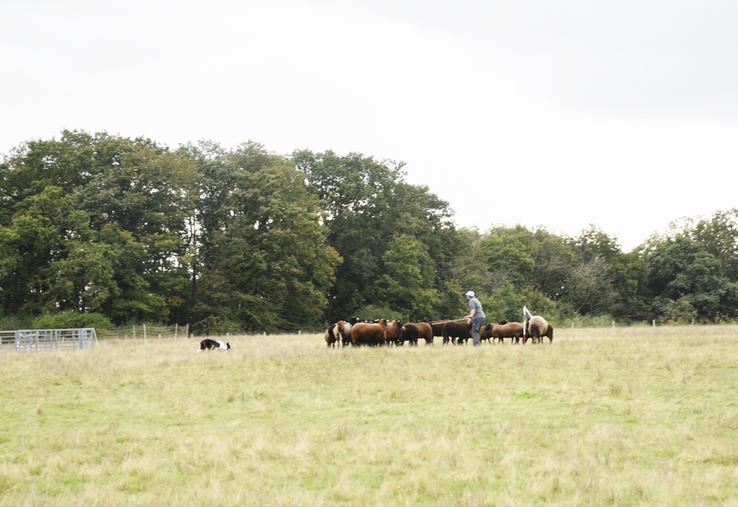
350 319 387 346
324 319 355 348
482 322 525 344
544 324 554 343
430 320 451 338
442 320 471 345
324 325 338 348
399 323 420 346
385 319 404 346
336 320 355 347
479 324 494 344
398 322 433 346
416 322 433 345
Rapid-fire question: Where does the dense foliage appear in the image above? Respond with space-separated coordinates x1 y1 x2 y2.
1 131 735 331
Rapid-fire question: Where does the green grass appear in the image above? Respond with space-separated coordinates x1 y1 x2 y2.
1 326 737 506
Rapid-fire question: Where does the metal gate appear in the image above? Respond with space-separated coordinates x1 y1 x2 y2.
0 328 98 352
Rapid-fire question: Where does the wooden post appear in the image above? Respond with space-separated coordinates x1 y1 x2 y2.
143 323 147 343
133 325 136 340
174 323 178 339
652 319 656 328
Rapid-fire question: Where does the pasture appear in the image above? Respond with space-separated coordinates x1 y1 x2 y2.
1 326 737 506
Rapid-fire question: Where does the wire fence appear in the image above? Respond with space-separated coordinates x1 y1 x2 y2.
0 324 189 353
0 328 98 352
96 324 189 341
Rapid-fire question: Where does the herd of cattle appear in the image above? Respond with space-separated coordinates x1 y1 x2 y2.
324 315 554 347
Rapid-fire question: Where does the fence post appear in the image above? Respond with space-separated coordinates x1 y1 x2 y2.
133 325 136 340
15 330 20 352
185 324 189 338
174 323 178 339
652 319 656 328
143 324 147 343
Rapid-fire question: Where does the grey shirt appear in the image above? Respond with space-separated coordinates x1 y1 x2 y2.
468 297 485 320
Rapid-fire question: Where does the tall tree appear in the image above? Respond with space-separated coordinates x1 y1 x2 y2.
691 209 738 280
0 131 197 323
293 150 458 321
190 142 340 333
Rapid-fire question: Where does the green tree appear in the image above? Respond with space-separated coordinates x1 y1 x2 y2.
294 150 458 322
0 131 197 324
190 142 340 333
645 235 735 321
480 226 536 290
376 234 439 320
529 228 576 300
563 226 649 320
691 209 738 280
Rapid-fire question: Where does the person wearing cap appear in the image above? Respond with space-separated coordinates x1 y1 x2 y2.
464 291 486 347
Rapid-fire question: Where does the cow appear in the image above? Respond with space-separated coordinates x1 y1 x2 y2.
350 319 387 346
481 322 525 344
430 320 452 339
416 322 433 345
479 324 494 344
524 316 554 344
324 325 339 348
543 324 554 343
324 318 358 348
390 321 434 346
336 319 358 347
442 320 471 345
385 319 404 346
398 323 418 346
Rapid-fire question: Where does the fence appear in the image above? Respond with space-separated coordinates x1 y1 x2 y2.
96 324 189 341
0 328 98 352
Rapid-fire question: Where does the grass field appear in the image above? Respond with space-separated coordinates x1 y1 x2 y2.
1 326 737 506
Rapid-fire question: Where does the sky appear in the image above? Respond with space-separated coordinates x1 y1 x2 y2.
1 0 736 251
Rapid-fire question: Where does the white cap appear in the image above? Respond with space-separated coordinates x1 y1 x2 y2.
465 291 475 297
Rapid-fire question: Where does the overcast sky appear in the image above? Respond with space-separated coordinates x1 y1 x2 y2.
1 0 736 250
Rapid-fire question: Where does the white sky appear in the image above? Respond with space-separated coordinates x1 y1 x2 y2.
1 0 736 251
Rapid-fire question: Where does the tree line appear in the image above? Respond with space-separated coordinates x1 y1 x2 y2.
0 131 735 332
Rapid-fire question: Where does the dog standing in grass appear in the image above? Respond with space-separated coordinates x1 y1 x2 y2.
199 339 231 351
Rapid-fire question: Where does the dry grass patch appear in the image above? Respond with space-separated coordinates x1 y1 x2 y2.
1 326 737 505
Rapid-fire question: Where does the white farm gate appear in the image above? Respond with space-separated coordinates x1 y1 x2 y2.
0 328 98 352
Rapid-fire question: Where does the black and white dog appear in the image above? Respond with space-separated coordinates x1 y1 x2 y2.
199 338 231 351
